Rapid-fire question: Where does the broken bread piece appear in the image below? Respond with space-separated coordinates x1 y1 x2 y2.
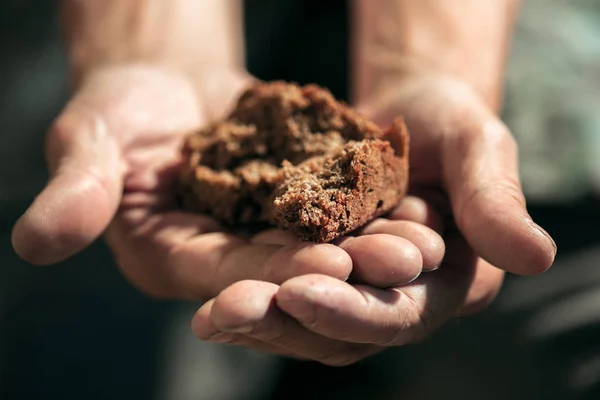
179 81 409 242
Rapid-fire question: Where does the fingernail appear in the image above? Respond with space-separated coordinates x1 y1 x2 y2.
280 301 316 327
526 217 557 256
206 332 235 343
423 263 441 272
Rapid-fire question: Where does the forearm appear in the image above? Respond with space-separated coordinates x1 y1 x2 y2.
351 0 519 110
59 0 244 85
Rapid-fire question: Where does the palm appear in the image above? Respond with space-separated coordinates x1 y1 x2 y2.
69 67 322 300
56 65 441 302
14 65 489 365
188 76 501 363
187 74 556 366
86 66 211 298
359 72 556 315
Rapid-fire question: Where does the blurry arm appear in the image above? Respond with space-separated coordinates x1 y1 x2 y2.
59 0 244 86
351 0 520 111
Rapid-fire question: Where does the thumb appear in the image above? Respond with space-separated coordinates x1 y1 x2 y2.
12 102 124 265
443 97 556 275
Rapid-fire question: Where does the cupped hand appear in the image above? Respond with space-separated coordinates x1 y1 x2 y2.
11 65 443 302
191 72 557 365
361 71 556 310
191 197 451 365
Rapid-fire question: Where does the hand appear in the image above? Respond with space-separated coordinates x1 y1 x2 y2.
361 72 557 310
11 65 443 303
190 72 557 365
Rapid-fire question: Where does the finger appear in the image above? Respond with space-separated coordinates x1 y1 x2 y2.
193 280 378 366
276 234 476 346
209 336 296 359
336 234 423 287
179 235 353 298
107 211 353 300
387 195 444 234
456 258 505 316
12 105 124 265
278 275 427 346
359 219 445 271
360 77 555 274
250 229 300 246
192 299 295 357
105 210 222 299
196 69 257 121
443 110 556 275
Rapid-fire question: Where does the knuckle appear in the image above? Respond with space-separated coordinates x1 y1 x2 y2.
47 118 70 148
496 177 527 206
48 104 108 150
470 176 526 208
456 118 518 156
481 120 518 152
48 110 82 144
455 175 526 230
46 116 78 173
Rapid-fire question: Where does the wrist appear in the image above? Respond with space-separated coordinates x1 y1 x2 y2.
71 62 254 124
68 57 229 93
355 56 503 113
60 0 244 89
351 0 518 113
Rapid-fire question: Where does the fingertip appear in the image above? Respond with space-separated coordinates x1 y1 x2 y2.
11 206 81 266
275 276 306 304
525 217 558 274
11 212 49 266
419 234 445 272
519 217 557 275
191 299 216 339
339 234 423 287
444 119 556 275
12 186 114 266
14 101 124 265
361 219 445 271
293 244 353 281
463 209 556 276
211 280 278 332
263 243 353 283
276 274 347 325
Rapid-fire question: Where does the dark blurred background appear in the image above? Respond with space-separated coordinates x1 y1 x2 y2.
2 0 600 399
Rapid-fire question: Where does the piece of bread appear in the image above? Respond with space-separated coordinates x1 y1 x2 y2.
179 81 409 242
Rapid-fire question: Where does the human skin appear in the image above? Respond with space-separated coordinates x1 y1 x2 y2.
191 0 556 365
11 0 554 366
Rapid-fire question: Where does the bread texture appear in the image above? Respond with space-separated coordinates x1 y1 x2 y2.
179 81 409 242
